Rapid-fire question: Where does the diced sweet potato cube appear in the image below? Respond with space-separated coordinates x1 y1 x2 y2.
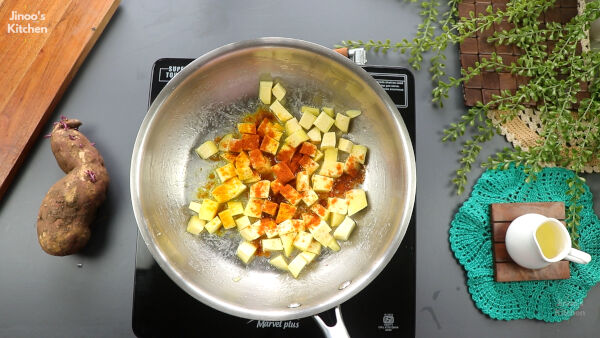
272 162 295 183
228 139 244 152
271 180 285 195
280 184 302 205
241 134 260 151
257 118 271 136
289 152 303 173
299 155 319 174
249 149 269 170
296 171 310 192
250 180 270 199
260 136 279 155
238 123 256 134
244 198 263 218
261 218 278 238
221 152 238 163
276 203 297 223
299 142 318 157
302 212 321 230
276 144 296 163
235 151 251 169
263 200 279 215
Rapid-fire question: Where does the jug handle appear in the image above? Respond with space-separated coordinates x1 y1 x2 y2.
565 248 592 264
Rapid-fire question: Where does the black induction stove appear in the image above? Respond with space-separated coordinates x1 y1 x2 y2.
132 58 416 337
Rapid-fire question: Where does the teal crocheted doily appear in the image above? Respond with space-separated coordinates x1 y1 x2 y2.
450 166 600 322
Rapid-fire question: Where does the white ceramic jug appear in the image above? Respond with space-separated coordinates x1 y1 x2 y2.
505 213 591 269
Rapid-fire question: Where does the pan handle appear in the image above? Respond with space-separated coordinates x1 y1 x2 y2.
313 305 350 338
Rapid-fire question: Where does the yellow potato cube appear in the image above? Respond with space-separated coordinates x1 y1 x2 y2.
235 215 252 230
346 189 368 216
301 189 319 206
186 215 206 235
311 204 330 221
280 232 296 257
301 106 320 115
344 155 363 176
319 162 344 178
351 144 368 164
299 112 317 130
322 107 334 117
299 251 317 264
269 255 289 271
338 138 354 153
288 254 308 278
211 178 247 203
292 219 306 232
330 212 345 227
236 166 254 181
237 241 258 264
216 163 237 182
259 80 273 104
285 118 302 135
312 174 334 192
327 237 341 251
250 180 270 199
277 220 295 235
320 132 336 149
237 123 256 134
218 134 234 151
234 150 250 167
218 209 236 229
310 220 333 246
328 197 348 215
270 100 293 122
243 170 261 184
240 224 261 241
307 127 322 142
188 201 202 213
221 152 237 163
227 201 244 216
323 148 338 164
345 109 362 118
195 140 218 159
272 82 286 101
262 238 284 251
284 129 309 148
296 171 310 192
197 199 219 221
205 216 222 234
293 231 313 251
333 217 356 241
335 113 351 133
244 198 264 218
306 241 322 255
313 149 324 162
313 112 335 133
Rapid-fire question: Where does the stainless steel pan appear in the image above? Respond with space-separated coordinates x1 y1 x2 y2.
130 37 415 334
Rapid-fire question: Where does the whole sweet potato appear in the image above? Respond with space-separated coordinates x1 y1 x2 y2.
37 117 109 256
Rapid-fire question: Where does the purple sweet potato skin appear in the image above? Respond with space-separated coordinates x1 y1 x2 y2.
36 119 109 256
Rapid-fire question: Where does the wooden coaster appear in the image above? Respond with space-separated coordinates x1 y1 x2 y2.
490 202 570 282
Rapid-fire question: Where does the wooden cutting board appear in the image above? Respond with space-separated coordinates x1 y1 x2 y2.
0 0 120 201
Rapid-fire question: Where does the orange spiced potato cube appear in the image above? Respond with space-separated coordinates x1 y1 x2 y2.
276 203 297 223
272 162 295 183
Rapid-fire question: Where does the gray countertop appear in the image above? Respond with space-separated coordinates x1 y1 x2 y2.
1 0 598 337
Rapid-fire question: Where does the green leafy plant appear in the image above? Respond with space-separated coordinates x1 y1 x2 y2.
340 0 600 247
